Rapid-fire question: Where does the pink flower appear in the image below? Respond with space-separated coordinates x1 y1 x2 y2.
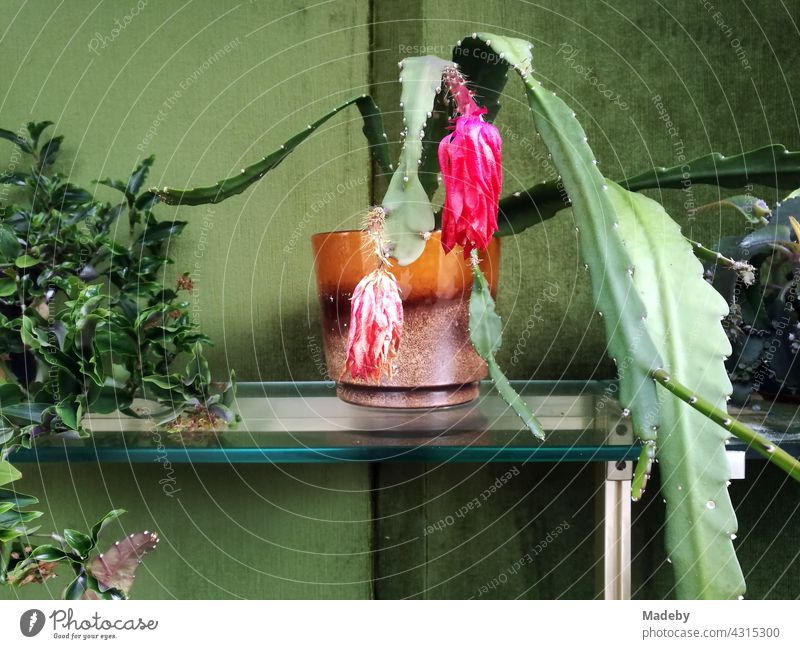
438 108 502 257
343 268 403 382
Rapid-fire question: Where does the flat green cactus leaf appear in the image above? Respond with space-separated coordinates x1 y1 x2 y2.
382 55 452 265
473 32 662 444
608 183 744 599
622 144 800 192
469 261 545 440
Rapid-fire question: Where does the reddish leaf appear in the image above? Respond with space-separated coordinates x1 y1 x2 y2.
84 531 159 597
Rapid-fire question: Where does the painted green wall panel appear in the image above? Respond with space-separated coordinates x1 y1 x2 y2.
0 463 373 599
374 463 598 599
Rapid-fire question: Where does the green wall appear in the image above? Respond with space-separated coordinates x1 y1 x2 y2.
1 0 798 599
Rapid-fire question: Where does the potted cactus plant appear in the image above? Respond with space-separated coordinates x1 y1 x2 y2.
154 33 800 599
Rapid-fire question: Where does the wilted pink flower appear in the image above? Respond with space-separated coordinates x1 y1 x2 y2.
438 107 502 257
343 268 403 382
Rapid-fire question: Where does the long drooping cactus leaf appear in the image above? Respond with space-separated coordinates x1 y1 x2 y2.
470 33 662 443
497 145 800 236
152 95 390 206
608 183 744 599
469 257 545 440
382 56 451 265
622 145 800 192
472 32 745 598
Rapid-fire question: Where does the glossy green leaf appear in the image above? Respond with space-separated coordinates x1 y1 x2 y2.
26 121 53 148
127 155 155 197
30 544 69 562
0 383 24 407
55 400 80 430
0 128 32 154
63 528 94 557
0 172 27 187
0 278 16 297
14 254 40 269
90 508 126 545
136 220 187 246
0 488 38 508
87 385 131 414
64 574 89 600
0 460 22 487
1 402 50 424
96 177 130 199
21 315 52 350
0 226 21 261
0 507 42 527
93 325 138 357
39 136 63 168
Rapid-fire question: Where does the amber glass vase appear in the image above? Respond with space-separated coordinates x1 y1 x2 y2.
311 230 500 408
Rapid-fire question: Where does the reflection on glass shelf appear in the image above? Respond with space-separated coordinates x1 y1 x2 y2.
10 381 800 464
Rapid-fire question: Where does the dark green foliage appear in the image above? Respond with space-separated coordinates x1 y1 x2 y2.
709 195 800 404
1 507 155 599
0 122 232 596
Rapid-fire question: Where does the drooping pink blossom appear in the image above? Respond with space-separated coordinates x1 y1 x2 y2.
343 268 403 382
438 107 502 257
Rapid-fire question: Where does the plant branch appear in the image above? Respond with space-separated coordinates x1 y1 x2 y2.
687 239 755 284
652 368 800 481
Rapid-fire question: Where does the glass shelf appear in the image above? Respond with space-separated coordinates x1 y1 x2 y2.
9 381 800 464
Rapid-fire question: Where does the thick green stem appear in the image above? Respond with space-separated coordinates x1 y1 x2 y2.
652 368 800 481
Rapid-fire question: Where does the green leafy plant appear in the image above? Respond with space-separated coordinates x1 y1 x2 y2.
0 122 234 598
1 508 157 599
152 34 800 599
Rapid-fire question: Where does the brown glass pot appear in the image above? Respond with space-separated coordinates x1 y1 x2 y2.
311 231 501 408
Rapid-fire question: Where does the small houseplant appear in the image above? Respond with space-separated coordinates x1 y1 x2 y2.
154 34 800 599
0 122 233 597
